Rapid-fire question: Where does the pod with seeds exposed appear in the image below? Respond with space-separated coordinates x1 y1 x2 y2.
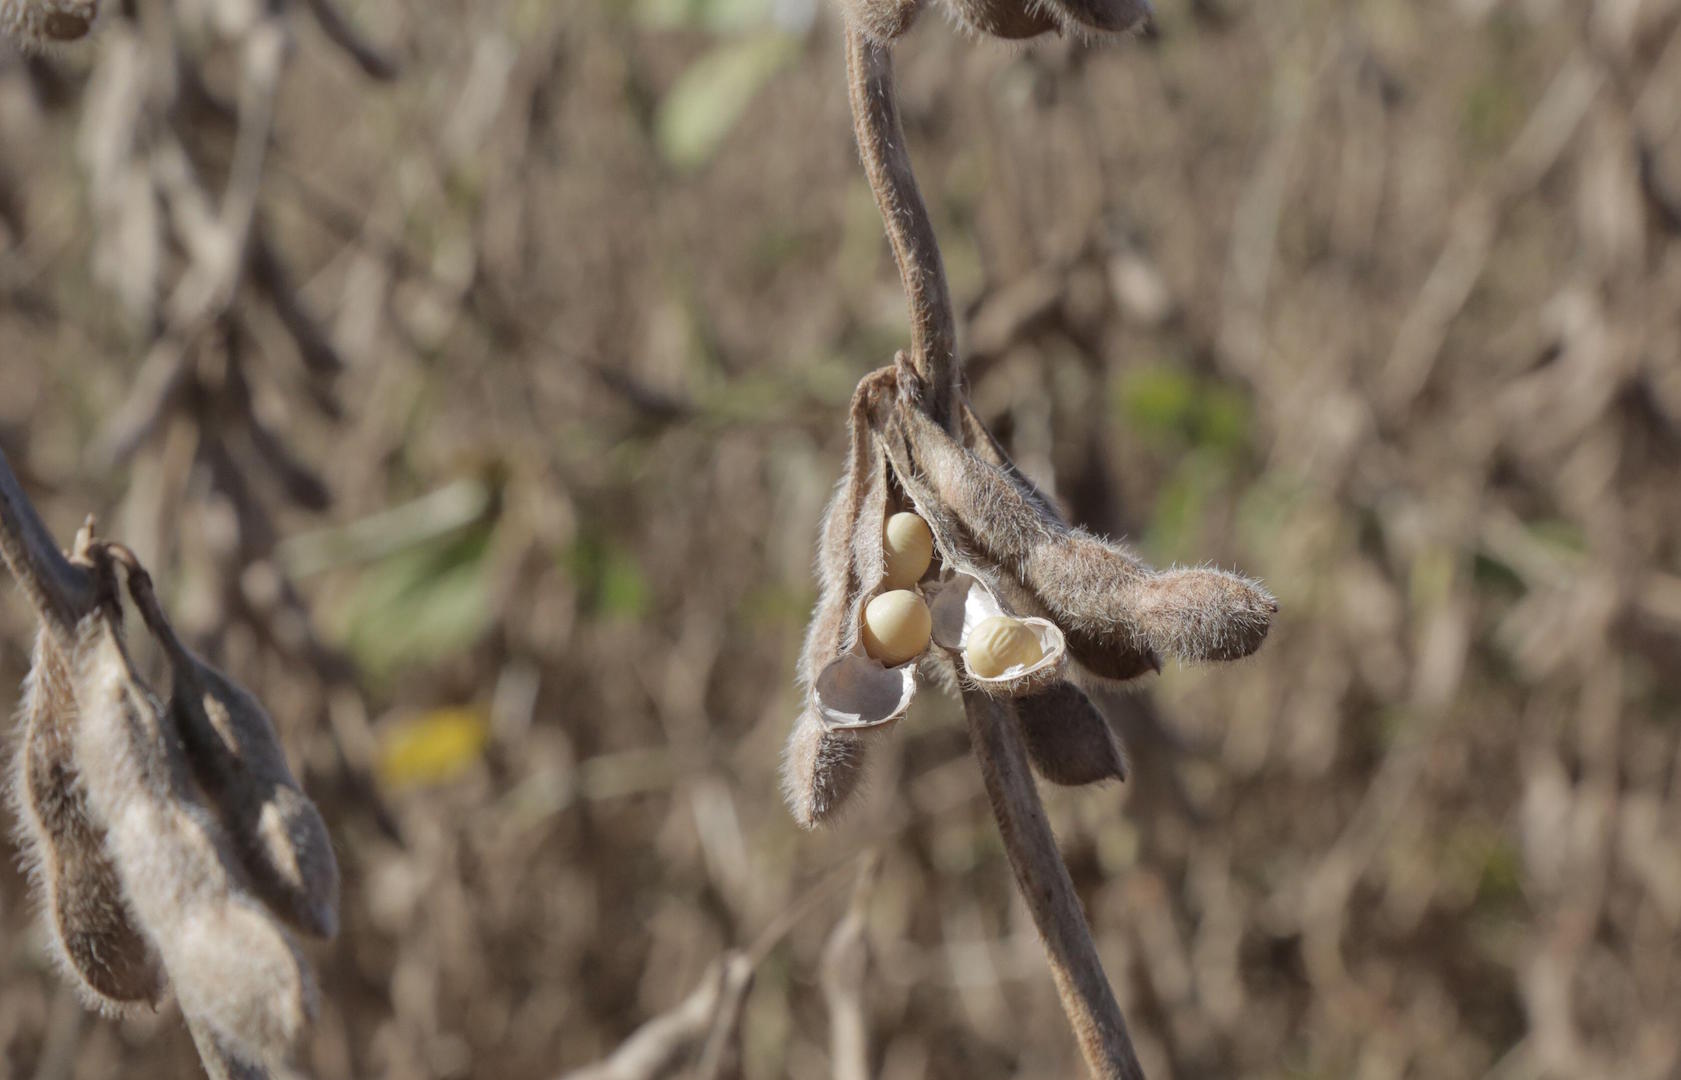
123 563 340 939
928 573 1065 697
787 368 915 827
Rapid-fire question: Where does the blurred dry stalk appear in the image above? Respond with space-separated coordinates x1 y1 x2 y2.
74 0 404 847
2 0 1681 1078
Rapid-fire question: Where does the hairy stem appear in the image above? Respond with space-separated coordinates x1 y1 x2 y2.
846 28 960 432
961 689 1145 1080
0 449 93 642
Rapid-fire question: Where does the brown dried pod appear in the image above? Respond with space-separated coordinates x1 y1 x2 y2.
781 712 871 830
189 1018 273 1080
68 608 315 1066
890 380 1275 672
11 630 164 1011
939 0 1058 39
960 400 1066 526
124 563 340 939
787 369 914 827
1013 681 1127 786
1040 0 1150 36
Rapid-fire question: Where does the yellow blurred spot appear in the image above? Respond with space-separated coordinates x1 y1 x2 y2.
378 708 490 790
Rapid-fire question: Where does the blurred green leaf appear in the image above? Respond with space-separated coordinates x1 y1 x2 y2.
741 581 812 627
1117 366 1199 439
336 526 497 681
1197 385 1253 453
1145 450 1231 559
656 34 799 171
563 535 654 620
1116 365 1253 457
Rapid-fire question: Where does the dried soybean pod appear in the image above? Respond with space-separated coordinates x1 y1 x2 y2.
1014 682 1127 787
786 368 900 827
0 474 161 1008
69 610 314 1067
1040 0 1150 35
960 399 1065 526
11 630 163 1010
189 1019 273 1080
124 563 339 939
895 390 1274 668
939 0 1058 38
782 711 870 830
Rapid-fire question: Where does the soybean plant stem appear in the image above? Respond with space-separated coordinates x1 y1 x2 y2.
962 689 1147 1080
845 28 960 434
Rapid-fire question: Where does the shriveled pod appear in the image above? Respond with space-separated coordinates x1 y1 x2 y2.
938 0 1058 39
786 368 916 827
1039 0 1151 36
1013 682 1127 787
125 564 340 939
12 630 163 1011
927 573 1065 697
68 608 315 1066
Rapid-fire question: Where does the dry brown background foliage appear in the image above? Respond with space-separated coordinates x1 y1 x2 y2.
3 0 1681 1077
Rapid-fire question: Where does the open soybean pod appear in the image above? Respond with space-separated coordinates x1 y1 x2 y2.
68 608 315 1067
927 574 1066 698
13 629 163 1011
126 567 339 939
786 369 918 827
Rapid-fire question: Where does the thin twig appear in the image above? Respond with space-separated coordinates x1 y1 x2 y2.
961 689 1144 1080
688 953 756 1080
301 0 400 80
845 28 959 433
820 852 881 1080
557 954 754 1080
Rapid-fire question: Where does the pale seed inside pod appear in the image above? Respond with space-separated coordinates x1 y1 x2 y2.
966 615 1043 678
861 590 931 666
881 511 933 589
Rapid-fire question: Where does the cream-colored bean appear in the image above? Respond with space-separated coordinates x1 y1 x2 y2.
966 615 1042 677
881 512 933 589
861 590 931 666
